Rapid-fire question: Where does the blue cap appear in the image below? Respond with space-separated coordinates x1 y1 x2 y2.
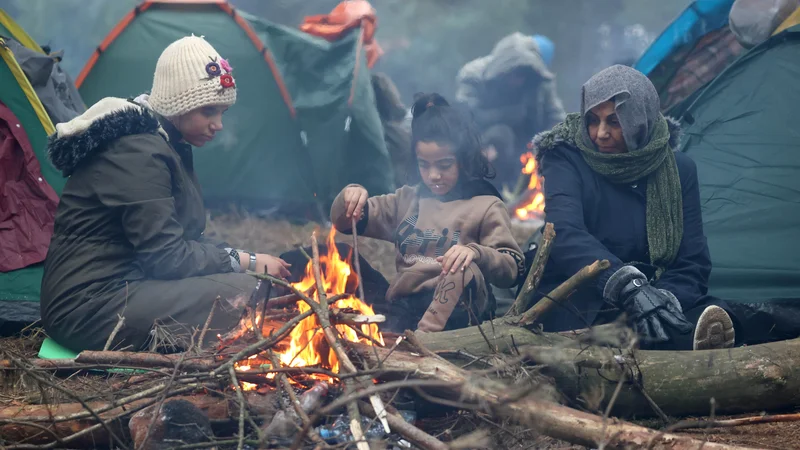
531 35 555 67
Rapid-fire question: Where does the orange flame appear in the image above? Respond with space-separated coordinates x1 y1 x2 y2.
515 152 546 220
234 229 384 388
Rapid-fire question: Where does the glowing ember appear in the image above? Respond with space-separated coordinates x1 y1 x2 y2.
234 228 384 385
514 152 546 220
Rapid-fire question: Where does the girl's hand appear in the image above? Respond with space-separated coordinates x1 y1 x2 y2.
437 245 479 275
342 186 368 220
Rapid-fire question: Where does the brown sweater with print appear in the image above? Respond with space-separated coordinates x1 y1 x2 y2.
330 182 524 303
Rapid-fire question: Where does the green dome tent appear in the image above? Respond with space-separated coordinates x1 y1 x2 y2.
0 10 64 334
678 25 800 342
76 0 393 217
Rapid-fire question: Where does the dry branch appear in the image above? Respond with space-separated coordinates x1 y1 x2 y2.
309 233 370 450
352 216 367 302
333 310 386 326
519 259 611 326
0 391 219 447
354 343 756 450
75 351 215 371
667 413 800 431
358 401 447 450
506 222 555 316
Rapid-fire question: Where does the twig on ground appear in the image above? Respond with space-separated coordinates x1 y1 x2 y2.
197 297 218 352
266 350 325 445
0 385 204 450
506 223 555 316
257 280 273 339
228 367 247 450
290 379 458 449
518 259 611 326
358 401 448 450
103 314 126 351
351 216 367 302
666 412 800 432
138 344 192 450
2 351 129 449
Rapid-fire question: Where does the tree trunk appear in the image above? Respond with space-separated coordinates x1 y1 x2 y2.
416 322 800 417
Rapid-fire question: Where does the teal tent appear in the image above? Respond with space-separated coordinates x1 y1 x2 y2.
77 0 393 216
678 26 800 341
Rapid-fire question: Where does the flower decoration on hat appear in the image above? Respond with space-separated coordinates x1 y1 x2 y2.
219 58 233 73
201 55 236 91
205 60 221 77
219 74 235 89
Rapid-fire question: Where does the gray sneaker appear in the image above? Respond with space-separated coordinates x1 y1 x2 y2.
693 305 735 350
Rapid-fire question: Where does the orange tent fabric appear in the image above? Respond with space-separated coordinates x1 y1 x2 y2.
300 0 384 68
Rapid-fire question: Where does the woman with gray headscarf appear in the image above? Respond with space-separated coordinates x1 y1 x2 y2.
530 65 736 350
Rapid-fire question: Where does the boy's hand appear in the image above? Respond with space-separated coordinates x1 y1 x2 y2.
437 245 479 275
342 186 368 220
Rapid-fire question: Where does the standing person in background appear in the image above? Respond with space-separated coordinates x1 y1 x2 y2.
456 32 566 189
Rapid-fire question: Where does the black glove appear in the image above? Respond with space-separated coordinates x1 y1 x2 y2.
604 266 693 343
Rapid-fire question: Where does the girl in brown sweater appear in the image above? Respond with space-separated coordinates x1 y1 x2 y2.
331 93 524 332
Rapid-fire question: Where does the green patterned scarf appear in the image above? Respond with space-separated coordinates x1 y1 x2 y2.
538 112 683 279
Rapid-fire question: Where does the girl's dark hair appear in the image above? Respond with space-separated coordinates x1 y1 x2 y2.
408 92 494 183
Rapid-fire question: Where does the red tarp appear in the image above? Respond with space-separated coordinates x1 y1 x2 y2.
300 0 384 69
0 101 58 272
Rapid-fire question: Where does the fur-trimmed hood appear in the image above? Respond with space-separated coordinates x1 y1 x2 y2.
532 114 683 162
48 97 168 177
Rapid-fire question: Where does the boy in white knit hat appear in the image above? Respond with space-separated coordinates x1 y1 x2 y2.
41 36 289 353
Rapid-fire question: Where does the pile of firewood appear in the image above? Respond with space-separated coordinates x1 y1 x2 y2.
1 225 798 449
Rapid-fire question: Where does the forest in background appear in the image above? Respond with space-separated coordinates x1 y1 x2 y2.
0 0 689 111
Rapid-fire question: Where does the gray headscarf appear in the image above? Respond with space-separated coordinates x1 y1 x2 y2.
580 64 661 151
534 65 684 280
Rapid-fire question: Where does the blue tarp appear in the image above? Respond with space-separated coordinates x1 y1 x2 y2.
635 0 735 75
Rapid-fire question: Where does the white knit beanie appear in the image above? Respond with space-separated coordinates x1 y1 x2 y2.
149 36 237 118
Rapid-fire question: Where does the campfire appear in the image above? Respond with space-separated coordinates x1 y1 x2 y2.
234 229 384 390
513 151 545 221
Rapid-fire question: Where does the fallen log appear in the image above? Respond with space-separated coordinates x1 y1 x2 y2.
522 341 800 418
0 390 280 448
416 318 800 418
354 341 757 450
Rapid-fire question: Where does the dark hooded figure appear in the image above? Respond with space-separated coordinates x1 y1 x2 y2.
531 65 736 351
456 32 566 188
371 72 411 188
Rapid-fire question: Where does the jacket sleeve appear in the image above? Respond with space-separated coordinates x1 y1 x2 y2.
330 184 414 243
653 156 711 307
465 200 525 288
93 135 234 279
540 150 624 295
